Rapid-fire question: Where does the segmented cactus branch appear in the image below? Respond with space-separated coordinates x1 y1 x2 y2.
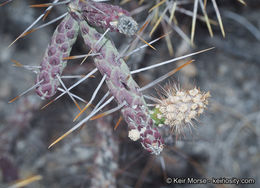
68 2 164 154
35 14 79 99
69 0 138 35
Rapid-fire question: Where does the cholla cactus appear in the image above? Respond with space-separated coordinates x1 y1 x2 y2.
36 14 79 99
6 0 214 156
69 0 164 155
150 84 210 136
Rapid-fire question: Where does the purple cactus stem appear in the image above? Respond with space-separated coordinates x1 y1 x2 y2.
69 0 138 36
35 14 79 99
68 3 164 154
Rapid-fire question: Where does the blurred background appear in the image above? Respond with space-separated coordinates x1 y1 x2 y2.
0 0 259 187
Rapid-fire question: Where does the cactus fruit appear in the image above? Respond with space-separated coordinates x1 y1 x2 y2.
150 84 210 136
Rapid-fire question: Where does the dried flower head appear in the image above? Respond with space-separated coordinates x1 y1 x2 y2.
116 15 138 36
150 83 210 136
